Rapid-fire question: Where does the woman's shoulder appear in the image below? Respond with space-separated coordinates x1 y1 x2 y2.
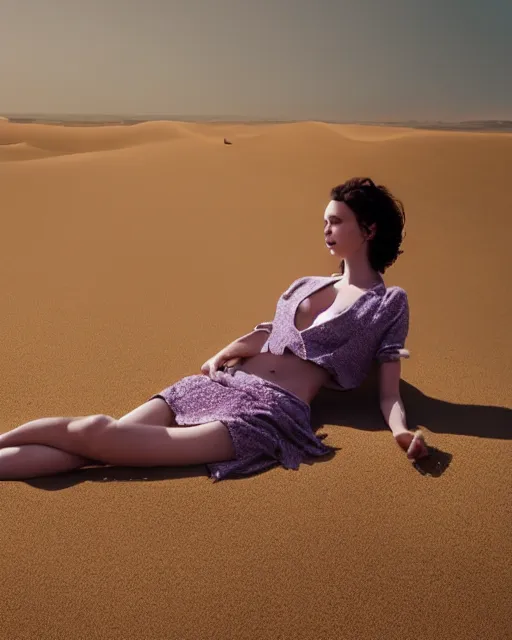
281 275 313 299
282 274 339 297
382 284 408 299
382 282 407 293
379 284 409 315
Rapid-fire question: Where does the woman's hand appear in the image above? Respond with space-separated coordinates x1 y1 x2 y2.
394 430 430 461
200 354 241 380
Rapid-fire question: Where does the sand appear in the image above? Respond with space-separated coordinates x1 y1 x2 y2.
0 118 510 640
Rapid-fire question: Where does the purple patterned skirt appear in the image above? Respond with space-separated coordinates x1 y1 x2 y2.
148 369 339 482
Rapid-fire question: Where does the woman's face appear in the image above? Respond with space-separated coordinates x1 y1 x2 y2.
323 200 372 257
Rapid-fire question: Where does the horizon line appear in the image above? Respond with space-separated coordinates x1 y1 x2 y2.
1 113 512 125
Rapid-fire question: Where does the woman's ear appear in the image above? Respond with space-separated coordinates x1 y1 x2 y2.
367 223 377 240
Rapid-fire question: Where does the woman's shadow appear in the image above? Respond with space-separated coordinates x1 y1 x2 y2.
24 368 511 489
309 366 511 478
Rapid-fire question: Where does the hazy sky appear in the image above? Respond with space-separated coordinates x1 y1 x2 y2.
1 0 510 120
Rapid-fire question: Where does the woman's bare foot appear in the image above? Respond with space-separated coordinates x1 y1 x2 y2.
394 430 429 460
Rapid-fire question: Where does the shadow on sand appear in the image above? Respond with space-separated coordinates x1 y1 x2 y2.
309 368 510 478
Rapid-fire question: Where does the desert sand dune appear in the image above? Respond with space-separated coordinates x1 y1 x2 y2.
0 141 70 162
328 122 433 141
0 119 201 155
0 120 510 640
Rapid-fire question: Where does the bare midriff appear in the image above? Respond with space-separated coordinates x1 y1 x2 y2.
232 350 331 405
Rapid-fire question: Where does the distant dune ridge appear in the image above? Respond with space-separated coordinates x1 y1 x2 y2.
1 118 510 162
0 116 511 640
3 112 512 131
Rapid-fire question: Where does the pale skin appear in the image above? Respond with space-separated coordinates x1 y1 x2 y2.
323 200 428 460
0 199 428 480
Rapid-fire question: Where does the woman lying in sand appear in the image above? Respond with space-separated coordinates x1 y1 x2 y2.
0 177 429 481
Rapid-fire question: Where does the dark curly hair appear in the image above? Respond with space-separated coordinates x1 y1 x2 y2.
330 177 406 275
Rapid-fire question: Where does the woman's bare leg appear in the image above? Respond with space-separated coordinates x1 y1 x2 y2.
0 416 105 479
0 445 100 480
0 413 235 475
0 398 177 480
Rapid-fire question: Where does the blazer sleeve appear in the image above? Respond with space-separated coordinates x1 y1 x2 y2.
253 321 273 334
374 289 411 363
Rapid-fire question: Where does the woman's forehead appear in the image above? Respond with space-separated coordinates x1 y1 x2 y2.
324 200 352 218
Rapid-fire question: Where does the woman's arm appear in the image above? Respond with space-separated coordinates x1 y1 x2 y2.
201 329 269 377
214 329 269 361
379 396 409 436
380 397 429 460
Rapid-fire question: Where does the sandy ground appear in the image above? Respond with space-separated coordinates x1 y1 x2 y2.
0 119 510 640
